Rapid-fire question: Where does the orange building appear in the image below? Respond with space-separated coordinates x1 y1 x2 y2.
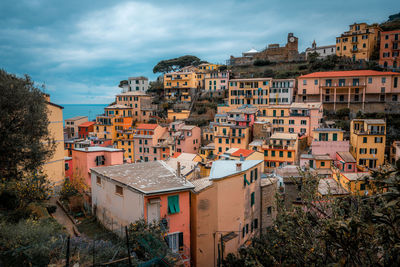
262 133 299 170
379 30 400 70
190 160 263 266
336 22 381 61
164 72 198 102
78 121 95 139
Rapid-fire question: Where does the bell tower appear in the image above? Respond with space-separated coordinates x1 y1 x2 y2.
286 33 299 61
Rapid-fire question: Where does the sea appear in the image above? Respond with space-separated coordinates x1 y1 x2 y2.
62 104 108 124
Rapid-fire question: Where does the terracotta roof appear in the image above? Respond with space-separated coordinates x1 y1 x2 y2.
299 70 399 78
231 149 254 158
136 123 158 130
79 121 95 127
336 151 356 163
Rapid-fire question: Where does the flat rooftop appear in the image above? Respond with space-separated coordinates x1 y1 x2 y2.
209 160 262 180
65 116 87 121
74 146 122 152
91 161 194 194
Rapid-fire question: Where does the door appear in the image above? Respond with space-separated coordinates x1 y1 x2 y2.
147 202 160 223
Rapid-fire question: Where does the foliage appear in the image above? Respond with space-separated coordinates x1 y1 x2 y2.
60 175 87 200
0 70 54 209
225 167 400 266
118 79 128 88
0 217 65 267
253 59 272 66
218 65 228 71
127 219 170 261
153 55 201 73
381 12 400 31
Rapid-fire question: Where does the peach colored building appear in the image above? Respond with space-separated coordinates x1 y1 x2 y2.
72 146 123 187
335 151 356 173
168 121 201 156
190 160 263 267
91 161 194 264
133 123 167 162
311 128 349 159
65 116 88 139
204 70 230 92
390 141 400 165
262 133 299 170
297 70 400 112
115 91 157 123
380 30 400 70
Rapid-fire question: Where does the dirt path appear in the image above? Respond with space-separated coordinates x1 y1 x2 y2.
49 197 79 237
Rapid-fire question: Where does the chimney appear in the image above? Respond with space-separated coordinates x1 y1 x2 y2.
236 162 242 172
85 147 88 151
240 154 244 161
177 161 181 178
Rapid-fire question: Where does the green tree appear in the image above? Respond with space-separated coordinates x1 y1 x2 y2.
0 70 54 208
153 55 201 73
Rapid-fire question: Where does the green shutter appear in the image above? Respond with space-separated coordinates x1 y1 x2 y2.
244 175 250 186
264 150 268 156
333 133 337 141
251 192 255 206
168 195 179 214
319 133 322 141
288 151 292 158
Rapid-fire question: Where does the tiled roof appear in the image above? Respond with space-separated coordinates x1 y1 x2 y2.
318 178 349 196
91 161 194 194
231 149 254 158
136 123 158 130
209 160 263 180
337 151 356 163
299 70 399 78
191 177 213 193
341 172 369 181
79 121 95 127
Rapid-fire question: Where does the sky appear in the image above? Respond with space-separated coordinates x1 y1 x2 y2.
0 0 398 104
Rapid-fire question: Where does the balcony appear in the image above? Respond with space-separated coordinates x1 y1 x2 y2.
321 83 366 88
353 129 385 135
245 94 253 99
351 48 358 53
289 112 309 117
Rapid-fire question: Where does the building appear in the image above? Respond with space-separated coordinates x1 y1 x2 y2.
260 177 278 229
297 70 400 112
300 153 333 176
317 178 349 197
165 153 201 180
65 116 88 139
197 63 221 72
190 160 263 266
72 146 124 186
91 161 194 263
164 72 198 103
262 133 299 171
128 76 149 92
167 109 190 122
44 95 65 186
133 123 168 162
228 33 301 65
78 121 95 139
379 30 400 70
168 122 201 156
228 78 271 107
336 22 381 61
204 71 230 93
214 122 251 155
115 91 157 123
333 172 372 195
305 41 336 59
64 156 73 179
219 148 264 162
311 128 349 159
350 119 386 170
259 103 323 144
272 165 303 208
390 141 400 165
269 79 296 105
335 151 357 172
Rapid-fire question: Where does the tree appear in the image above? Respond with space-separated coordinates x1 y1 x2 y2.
225 167 400 266
0 70 54 208
152 55 201 74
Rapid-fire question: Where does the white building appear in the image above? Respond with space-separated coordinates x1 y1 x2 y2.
305 41 336 59
269 79 296 105
121 76 149 93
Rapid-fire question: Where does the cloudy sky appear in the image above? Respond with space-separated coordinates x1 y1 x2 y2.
0 0 398 104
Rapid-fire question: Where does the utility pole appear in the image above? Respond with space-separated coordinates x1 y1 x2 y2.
66 236 70 267
125 226 132 267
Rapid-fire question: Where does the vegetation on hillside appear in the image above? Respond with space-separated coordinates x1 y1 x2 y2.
225 165 400 266
153 55 204 74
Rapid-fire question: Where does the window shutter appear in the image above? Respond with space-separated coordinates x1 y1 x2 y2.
255 169 258 180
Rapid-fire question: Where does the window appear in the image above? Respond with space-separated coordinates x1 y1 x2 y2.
166 232 183 253
96 176 101 185
360 183 366 191
382 77 386 84
250 192 255 206
375 137 383 143
271 151 276 157
65 163 69 171
264 150 268 156
288 151 292 158
289 120 294 125
279 151 283 157
254 168 258 180
314 79 318 85
333 133 337 141
360 148 367 154
363 137 367 143
370 148 377 154
244 174 250 187
254 218 258 229
303 80 307 85
267 206 272 215
368 77 372 84
301 120 307 125
115 185 123 196
321 161 325 167
95 155 105 166
168 195 180 214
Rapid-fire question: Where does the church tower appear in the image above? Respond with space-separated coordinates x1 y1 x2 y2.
286 33 299 61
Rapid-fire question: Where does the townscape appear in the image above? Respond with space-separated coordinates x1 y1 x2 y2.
1 10 400 267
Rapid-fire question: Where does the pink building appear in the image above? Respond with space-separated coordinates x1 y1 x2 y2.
64 156 73 179
91 161 194 264
297 70 400 112
335 151 356 173
72 146 124 186
226 105 257 127
168 121 201 156
311 128 349 159
133 123 167 162
379 30 400 70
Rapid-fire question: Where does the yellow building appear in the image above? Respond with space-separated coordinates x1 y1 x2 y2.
164 72 197 102
228 78 271 107
262 133 298 170
115 133 135 162
336 22 382 61
43 95 65 186
333 172 372 196
167 109 190 122
197 63 221 73
350 119 386 170
214 124 251 155
115 91 157 123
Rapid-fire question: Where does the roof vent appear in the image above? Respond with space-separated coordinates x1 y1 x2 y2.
240 154 244 161
177 161 181 178
236 162 242 171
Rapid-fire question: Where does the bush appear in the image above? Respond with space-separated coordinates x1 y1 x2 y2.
47 205 57 214
253 59 272 66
